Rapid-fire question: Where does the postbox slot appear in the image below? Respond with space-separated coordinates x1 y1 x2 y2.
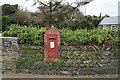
49 38 56 39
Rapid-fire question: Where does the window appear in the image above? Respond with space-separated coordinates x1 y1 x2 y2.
111 25 116 31
103 25 107 29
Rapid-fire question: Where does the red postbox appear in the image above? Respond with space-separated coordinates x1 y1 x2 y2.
44 28 60 61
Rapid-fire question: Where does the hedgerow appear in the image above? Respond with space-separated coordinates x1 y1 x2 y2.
2 24 120 45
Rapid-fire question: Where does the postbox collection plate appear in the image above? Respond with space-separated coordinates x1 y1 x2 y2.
50 42 55 48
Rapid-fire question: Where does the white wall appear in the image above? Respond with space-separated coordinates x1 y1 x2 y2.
0 33 2 37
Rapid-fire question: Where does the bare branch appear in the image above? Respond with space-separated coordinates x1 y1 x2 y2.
52 0 63 11
37 0 48 6
33 2 37 6
75 0 94 5
65 0 94 15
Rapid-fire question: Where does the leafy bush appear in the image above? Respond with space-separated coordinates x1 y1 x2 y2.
2 24 120 45
2 16 16 31
2 24 47 45
60 28 119 45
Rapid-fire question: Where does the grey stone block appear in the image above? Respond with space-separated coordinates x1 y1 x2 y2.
0 37 18 73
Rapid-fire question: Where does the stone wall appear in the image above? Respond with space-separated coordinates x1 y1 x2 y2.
16 44 119 75
0 37 18 73
60 45 118 52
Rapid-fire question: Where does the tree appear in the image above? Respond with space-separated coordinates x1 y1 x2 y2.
37 3 83 29
1 4 19 31
76 15 109 29
2 16 16 31
31 12 45 28
2 4 18 16
26 0 94 28
14 10 32 26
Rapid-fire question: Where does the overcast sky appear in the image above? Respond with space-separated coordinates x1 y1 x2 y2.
0 0 119 17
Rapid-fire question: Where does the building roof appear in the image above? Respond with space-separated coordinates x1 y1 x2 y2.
99 16 120 25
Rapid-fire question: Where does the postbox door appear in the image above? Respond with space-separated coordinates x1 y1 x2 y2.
47 34 58 58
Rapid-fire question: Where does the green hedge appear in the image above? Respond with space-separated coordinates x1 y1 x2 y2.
2 24 47 45
2 24 120 45
60 28 119 45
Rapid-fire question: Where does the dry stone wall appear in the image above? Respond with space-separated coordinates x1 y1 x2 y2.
60 45 118 51
0 37 18 73
17 44 119 75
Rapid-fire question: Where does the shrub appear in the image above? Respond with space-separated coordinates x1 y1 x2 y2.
2 24 120 45
60 28 120 45
2 24 47 45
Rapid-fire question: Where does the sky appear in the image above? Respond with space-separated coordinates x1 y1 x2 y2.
0 0 119 17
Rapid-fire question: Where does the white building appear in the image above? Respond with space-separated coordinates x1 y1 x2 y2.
98 16 120 31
